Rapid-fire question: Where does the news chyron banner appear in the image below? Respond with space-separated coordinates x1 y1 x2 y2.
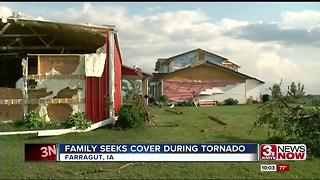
25 143 258 162
24 143 307 162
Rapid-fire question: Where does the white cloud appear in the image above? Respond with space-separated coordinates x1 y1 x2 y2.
146 6 161 12
218 18 249 31
0 4 319 94
0 6 12 19
281 10 320 29
256 53 307 83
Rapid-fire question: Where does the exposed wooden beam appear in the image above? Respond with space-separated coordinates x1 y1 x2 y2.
28 26 49 47
0 46 95 50
6 38 20 46
0 34 47 37
47 36 57 46
27 53 81 56
0 23 11 35
0 52 19 56
0 55 19 59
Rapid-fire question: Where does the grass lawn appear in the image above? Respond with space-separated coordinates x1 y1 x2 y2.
1 104 319 179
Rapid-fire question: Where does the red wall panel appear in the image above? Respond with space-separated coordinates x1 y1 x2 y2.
114 34 122 114
85 32 123 122
85 32 111 123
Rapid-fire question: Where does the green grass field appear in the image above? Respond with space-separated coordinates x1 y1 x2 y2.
1 105 319 179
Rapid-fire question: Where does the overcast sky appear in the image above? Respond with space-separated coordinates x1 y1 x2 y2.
1 2 320 94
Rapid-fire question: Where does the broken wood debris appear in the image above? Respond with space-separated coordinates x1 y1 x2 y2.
202 115 230 133
116 163 135 172
0 117 116 136
201 125 231 133
0 98 85 105
74 163 135 175
157 122 178 127
26 74 85 80
165 109 183 115
208 115 228 126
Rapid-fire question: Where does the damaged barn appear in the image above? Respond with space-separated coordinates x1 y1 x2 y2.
0 17 124 123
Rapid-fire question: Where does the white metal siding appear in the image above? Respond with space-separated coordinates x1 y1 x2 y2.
212 83 246 104
245 79 261 101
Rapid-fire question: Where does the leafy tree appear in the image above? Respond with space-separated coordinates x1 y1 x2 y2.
250 82 320 157
122 79 142 102
270 84 282 99
288 82 305 99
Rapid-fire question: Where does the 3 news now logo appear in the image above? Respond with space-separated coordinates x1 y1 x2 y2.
260 144 307 160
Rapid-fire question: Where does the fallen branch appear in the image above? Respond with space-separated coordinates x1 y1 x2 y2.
157 122 178 127
208 115 228 126
75 168 113 175
74 163 135 175
202 125 230 133
116 163 134 172
165 109 183 115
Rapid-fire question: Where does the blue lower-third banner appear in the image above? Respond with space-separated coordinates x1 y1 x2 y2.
57 143 259 162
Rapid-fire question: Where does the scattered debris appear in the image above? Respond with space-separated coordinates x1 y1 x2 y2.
0 117 116 136
202 127 222 133
201 125 231 133
157 122 178 127
202 116 230 133
208 115 228 126
74 163 135 175
165 109 183 115
116 163 135 172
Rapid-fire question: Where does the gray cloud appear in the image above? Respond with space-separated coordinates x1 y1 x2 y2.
225 23 320 47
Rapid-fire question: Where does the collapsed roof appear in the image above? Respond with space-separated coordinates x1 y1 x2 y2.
0 18 116 88
0 18 115 60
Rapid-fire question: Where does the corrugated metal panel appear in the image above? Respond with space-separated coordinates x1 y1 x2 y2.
85 32 110 123
85 31 123 122
114 35 122 114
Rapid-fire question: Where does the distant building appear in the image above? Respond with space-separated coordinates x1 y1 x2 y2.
149 48 264 105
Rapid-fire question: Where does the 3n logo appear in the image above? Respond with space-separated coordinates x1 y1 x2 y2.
260 144 277 160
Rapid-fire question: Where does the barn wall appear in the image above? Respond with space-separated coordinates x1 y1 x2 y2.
211 83 246 104
245 79 261 101
85 35 109 122
38 56 80 75
0 87 23 121
0 55 86 122
114 35 122 114
196 80 262 104
35 55 85 122
191 84 243 104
